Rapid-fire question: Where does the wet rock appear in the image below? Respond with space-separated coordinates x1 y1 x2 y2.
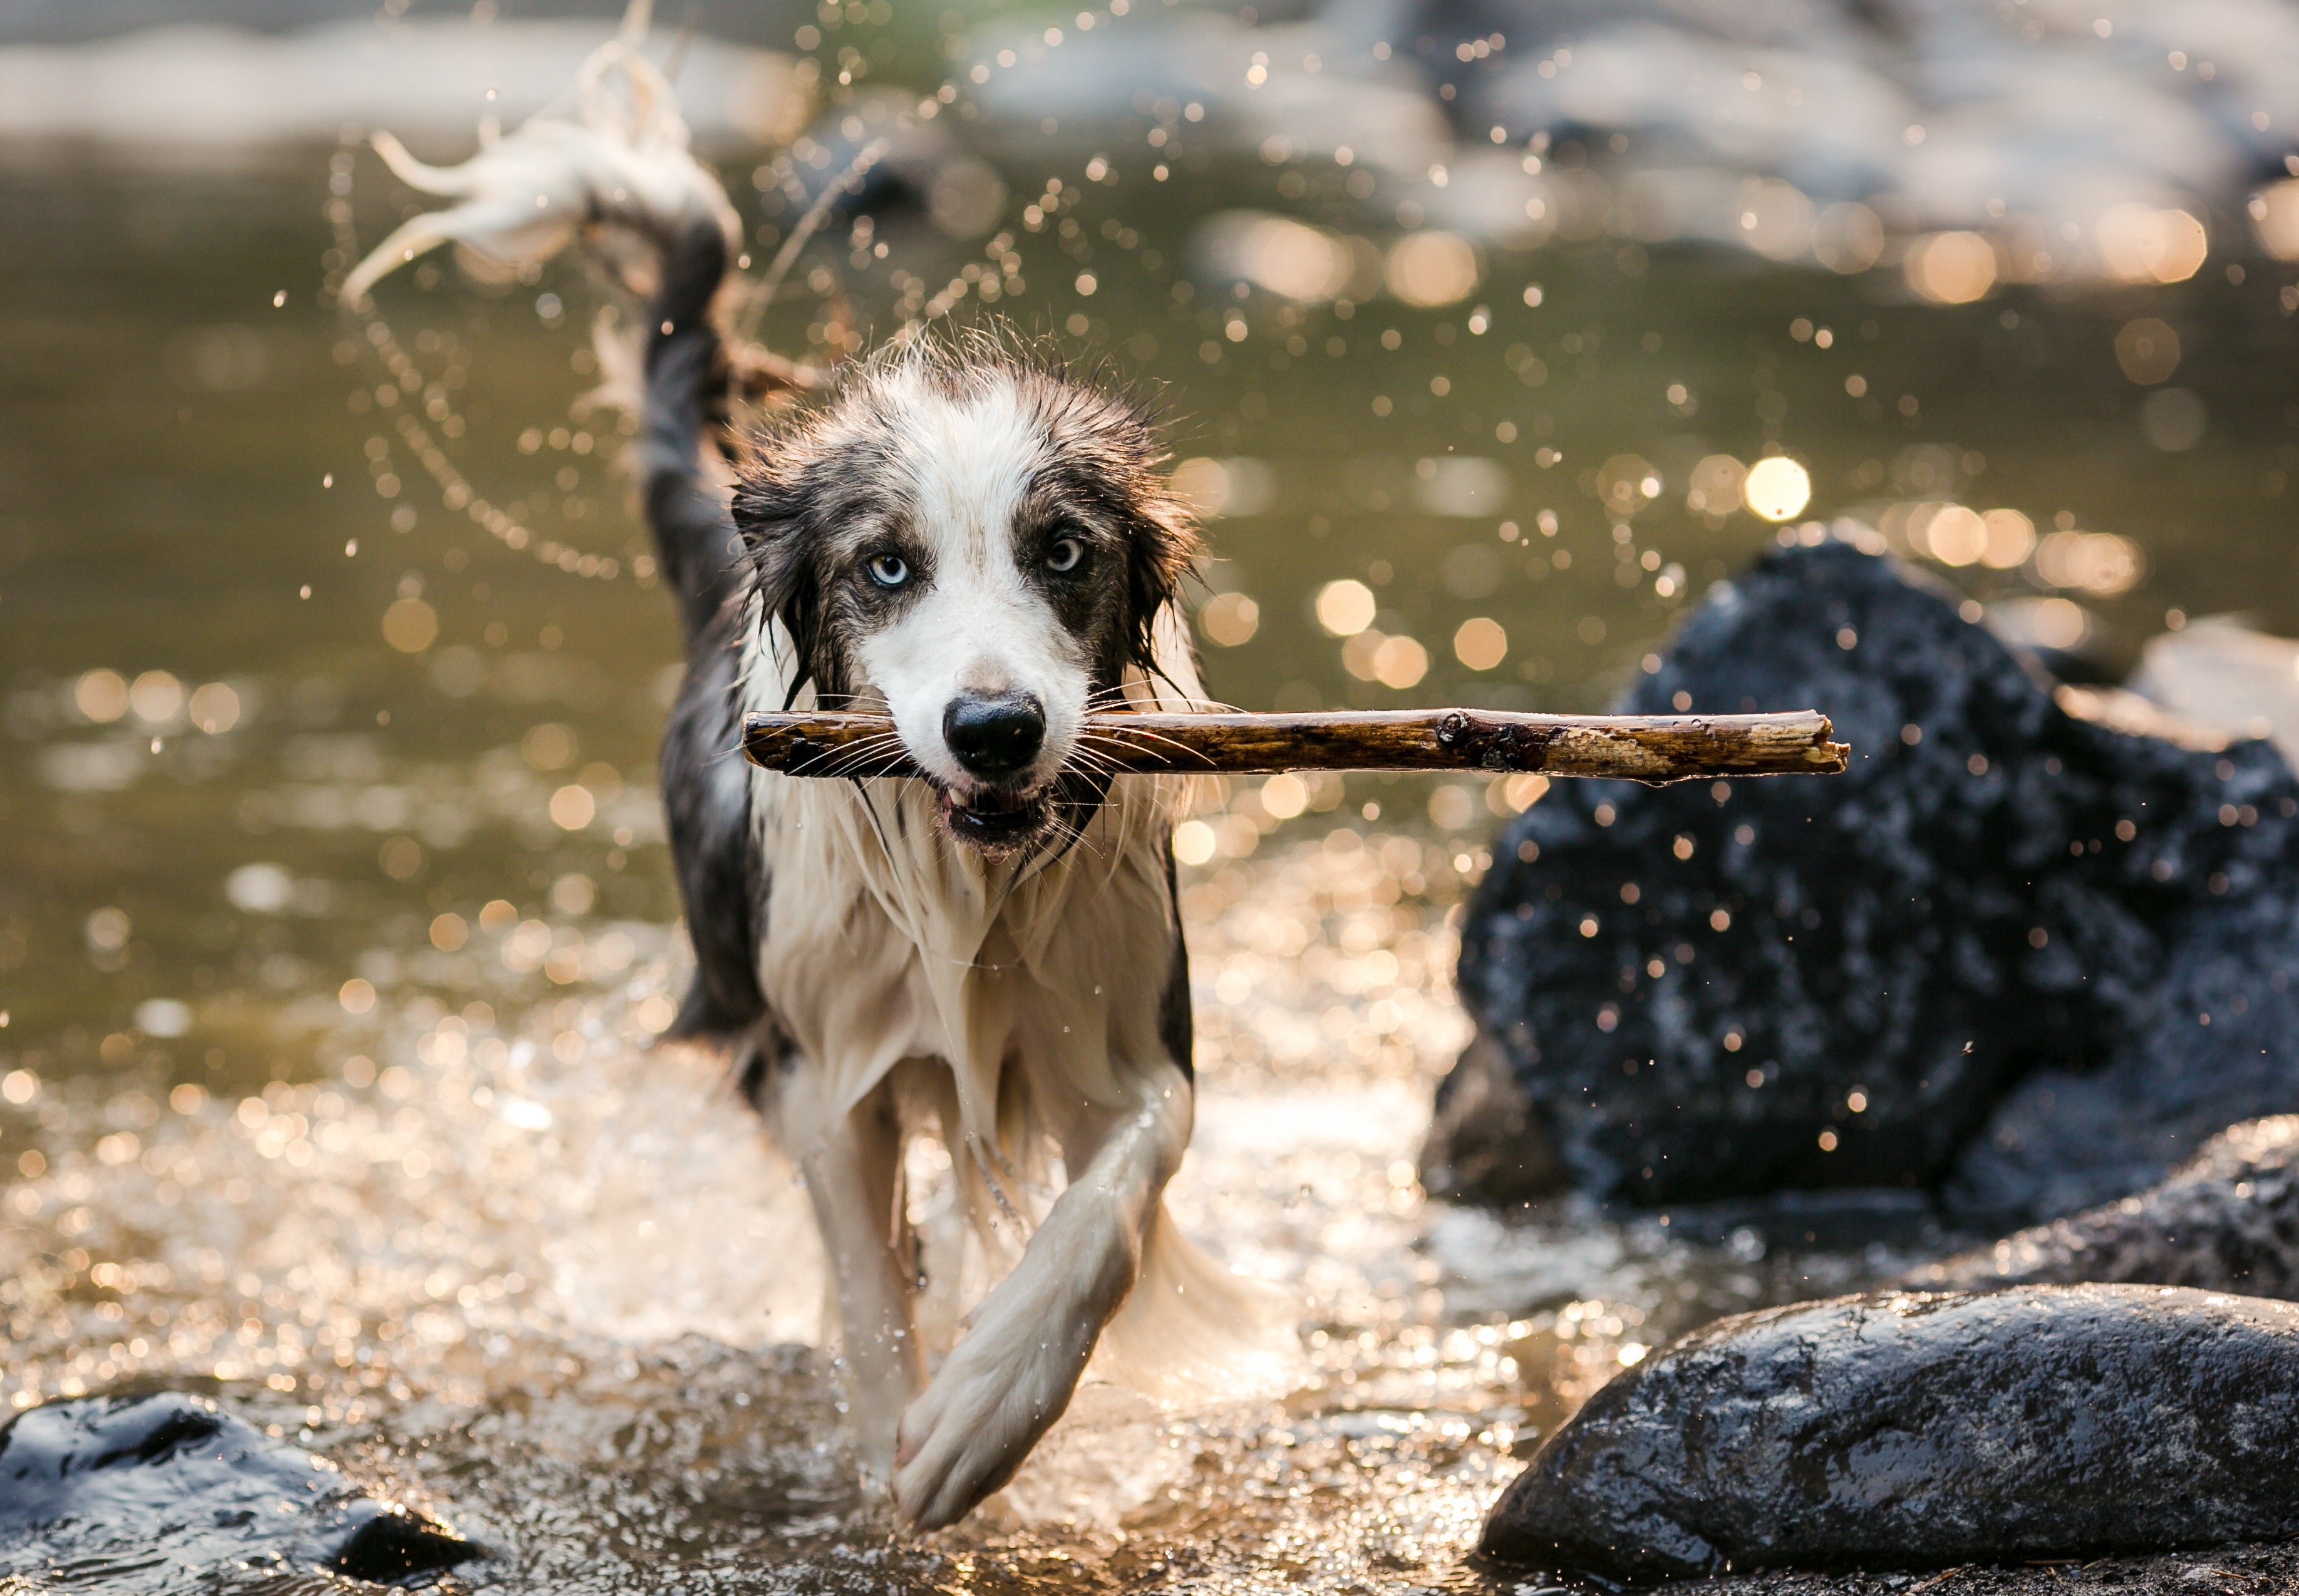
1673 1542 2299 1596
1417 1031 1566 1206
1919 1115 2299 1296
0 1391 476 1586
1442 540 2299 1219
1479 1284 2299 1582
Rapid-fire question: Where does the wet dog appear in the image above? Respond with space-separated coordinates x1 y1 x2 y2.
336 12 1282 1531
641 220 1276 1527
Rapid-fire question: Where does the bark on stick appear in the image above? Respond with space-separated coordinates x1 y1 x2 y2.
741 708 1847 785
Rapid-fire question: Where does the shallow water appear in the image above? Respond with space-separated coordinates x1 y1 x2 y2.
0 116 2293 1590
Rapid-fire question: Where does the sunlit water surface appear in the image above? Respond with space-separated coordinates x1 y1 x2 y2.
3 142 2297 1591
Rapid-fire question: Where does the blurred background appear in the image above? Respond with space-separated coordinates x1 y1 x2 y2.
4 1 2299 1587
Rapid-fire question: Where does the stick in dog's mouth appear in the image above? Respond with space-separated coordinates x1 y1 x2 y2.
747 707 1851 786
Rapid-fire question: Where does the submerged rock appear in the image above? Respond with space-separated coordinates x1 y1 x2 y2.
1440 540 2299 1220
1480 1284 2299 1582
1920 1114 2299 1296
0 1391 476 1586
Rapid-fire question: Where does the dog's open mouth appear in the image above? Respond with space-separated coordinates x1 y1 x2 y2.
938 784 1053 851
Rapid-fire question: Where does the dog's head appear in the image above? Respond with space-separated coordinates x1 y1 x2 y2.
733 337 1202 853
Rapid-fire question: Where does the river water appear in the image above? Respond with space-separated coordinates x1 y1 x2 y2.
1 113 2295 1590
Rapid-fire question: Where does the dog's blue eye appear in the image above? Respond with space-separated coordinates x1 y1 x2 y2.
867 553 909 587
1046 537 1084 574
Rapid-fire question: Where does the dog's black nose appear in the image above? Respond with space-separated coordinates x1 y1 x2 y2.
943 693 1045 780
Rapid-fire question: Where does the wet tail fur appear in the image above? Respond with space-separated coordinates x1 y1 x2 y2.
638 219 772 1049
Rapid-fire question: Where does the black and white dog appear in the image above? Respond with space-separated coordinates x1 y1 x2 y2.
342 19 1279 1510
641 220 1278 1526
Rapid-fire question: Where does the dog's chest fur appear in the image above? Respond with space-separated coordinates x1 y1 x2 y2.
724 344 1207 1163
742 746 1189 1160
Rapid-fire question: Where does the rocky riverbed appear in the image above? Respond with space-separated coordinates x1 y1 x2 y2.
8 786 2298 1592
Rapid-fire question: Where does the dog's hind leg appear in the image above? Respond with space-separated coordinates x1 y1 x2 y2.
795 1075 924 1477
890 1060 1190 1528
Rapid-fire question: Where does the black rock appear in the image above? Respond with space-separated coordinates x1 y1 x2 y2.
1439 540 2299 1218
1919 1114 2299 1295
0 1391 476 1586
1479 1284 2299 1582
1941 882 2299 1217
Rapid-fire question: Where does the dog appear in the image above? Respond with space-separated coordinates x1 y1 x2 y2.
639 220 1284 1527
340 20 1282 1518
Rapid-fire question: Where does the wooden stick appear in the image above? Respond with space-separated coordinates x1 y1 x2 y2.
741 708 1847 785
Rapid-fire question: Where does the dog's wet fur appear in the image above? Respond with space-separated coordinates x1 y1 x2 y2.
639 220 1271 1528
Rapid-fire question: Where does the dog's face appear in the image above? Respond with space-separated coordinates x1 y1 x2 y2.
735 342 1200 853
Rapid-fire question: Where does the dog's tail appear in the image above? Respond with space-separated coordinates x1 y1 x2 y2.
1089 1207 1304 1404
636 221 781 1048
338 13 769 1048
636 219 749 643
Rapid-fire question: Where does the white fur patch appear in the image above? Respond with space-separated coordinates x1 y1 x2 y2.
852 370 1088 794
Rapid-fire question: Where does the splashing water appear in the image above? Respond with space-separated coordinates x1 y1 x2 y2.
8 3 2299 1582
0 830 1835 1592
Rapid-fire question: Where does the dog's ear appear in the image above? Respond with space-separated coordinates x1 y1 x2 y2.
1124 488 1203 678
730 470 833 708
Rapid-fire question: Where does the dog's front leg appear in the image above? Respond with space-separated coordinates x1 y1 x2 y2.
798 1079 923 1478
891 1063 1189 1528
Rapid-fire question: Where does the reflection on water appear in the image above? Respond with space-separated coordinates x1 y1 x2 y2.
1 86 2296 1585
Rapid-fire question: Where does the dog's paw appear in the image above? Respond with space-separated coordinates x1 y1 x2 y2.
890 1298 1094 1528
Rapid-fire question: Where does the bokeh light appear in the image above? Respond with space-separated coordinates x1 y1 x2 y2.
1811 202 1885 273
1372 635 1428 690
2035 530 2144 595
128 670 182 724
1979 509 2037 570
2140 388 2208 452
2096 205 2208 285
1259 774 1308 820
1314 579 1377 637
72 669 128 723
1200 592 1261 647
187 682 240 733
1742 458 1812 522
1904 231 1997 304
1173 456 1276 519
1923 505 1988 567
1383 231 1479 307
2114 318 2181 385
381 596 438 653
1737 178 1814 261
1452 617 1508 671
1197 211 1358 303
1687 455 1747 516
2252 180 2299 259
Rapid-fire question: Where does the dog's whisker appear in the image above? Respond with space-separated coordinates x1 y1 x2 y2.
814 734 908 775
1078 724 1212 763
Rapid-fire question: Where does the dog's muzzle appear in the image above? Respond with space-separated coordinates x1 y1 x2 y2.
938 692 1055 852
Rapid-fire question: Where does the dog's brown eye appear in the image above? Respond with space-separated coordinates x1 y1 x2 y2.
866 552 909 587
1046 537 1085 574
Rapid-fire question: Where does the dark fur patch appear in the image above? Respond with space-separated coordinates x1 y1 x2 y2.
639 219 770 1041
1158 839 1194 1081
